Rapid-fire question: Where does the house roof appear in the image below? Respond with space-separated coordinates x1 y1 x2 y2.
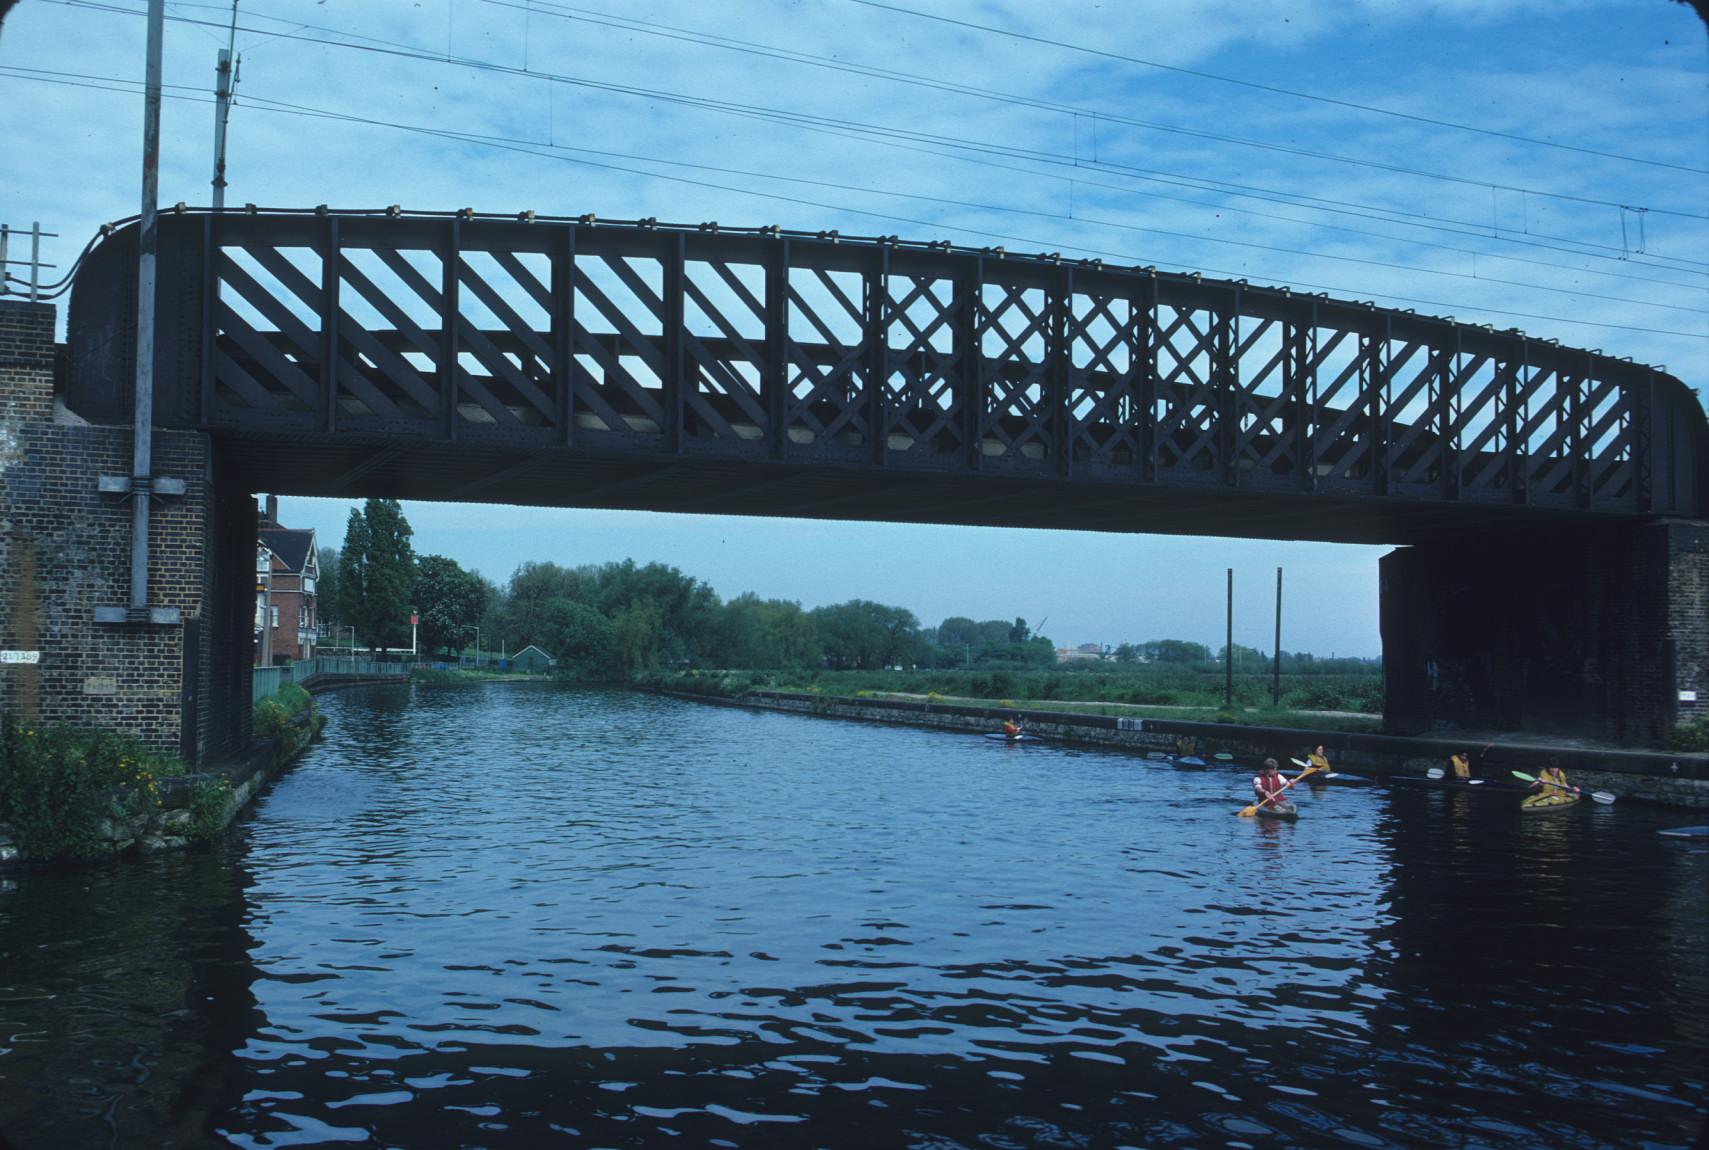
514 644 555 660
258 527 315 574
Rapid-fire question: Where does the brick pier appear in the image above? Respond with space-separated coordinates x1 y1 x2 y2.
0 298 251 764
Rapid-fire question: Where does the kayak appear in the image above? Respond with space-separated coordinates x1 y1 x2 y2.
1521 790 1580 814
1174 756 1208 768
1255 800 1298 821
1390 775 1531 795
984 732 1043 743
1309 771 1372 786
1659 825 1709 839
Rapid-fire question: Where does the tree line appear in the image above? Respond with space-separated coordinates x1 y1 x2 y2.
315 499 1371 676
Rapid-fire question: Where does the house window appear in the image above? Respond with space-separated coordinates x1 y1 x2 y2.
271 607 279 627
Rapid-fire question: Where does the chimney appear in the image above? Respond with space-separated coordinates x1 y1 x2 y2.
264 495 278 525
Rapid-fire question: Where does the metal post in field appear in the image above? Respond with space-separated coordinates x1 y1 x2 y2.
1273 566 1283 706
1225 567 1234 709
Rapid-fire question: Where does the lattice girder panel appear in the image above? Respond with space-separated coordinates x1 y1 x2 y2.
1585 378 1635 502
883 273 965 458
1153 304 1226 478
1066 288 1141 467
453 246 558 435
979 280 1053 463
783 265 872 452
571 251 669 441
1441 354 1507 499
1308 329 1390 490
332 243 447 429
1228 316 1301 482
209 243 326 428
681 256 771 445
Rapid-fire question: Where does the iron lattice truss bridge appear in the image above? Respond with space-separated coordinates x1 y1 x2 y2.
64 209 1706 544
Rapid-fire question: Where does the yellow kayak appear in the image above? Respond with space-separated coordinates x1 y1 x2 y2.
1521 790 1580 814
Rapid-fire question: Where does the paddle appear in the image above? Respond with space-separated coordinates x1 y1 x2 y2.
1511 770 1616 805
1426 767 1484 785
1237 765 1319 817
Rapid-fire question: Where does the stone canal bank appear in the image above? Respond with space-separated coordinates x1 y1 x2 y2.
656 687 1709 809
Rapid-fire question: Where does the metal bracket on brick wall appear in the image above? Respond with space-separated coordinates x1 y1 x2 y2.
93 605 183 624
97 475 187 498
94 474 185 625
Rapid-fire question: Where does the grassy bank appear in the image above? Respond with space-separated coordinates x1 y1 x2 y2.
637 668 1385 734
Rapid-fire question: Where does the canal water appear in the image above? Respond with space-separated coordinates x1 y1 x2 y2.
1 685 1705 1148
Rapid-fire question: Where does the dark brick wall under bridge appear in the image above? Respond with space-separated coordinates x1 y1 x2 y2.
0 299 253 765
1381 520 1708 744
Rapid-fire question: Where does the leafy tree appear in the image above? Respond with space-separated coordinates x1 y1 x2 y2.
502 561 594 652
611 597 667 672
413 554 487 656
542 599 618 677
1113 642 1139 664
593 560 719 667
336 509 368 639
813 600 923 669
721 594 820 669
339 499 415 652
1143 638 1213 664
1009 617 1031 644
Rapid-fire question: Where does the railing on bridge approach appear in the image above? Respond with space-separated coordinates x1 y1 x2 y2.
252 656 410 704
65 208 1706 525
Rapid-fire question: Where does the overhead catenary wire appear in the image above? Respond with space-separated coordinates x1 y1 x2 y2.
480 0 1709 221
41 0 1709 280
11 64 1700 343
845 0 1709 177
6 59 1704 326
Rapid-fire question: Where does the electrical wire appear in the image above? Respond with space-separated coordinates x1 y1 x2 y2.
487 0 1708 221
44 0 1709 279
13 63 1699 342
846 0 1709 177
8 58 1702 321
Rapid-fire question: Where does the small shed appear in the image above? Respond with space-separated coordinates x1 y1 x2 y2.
511 644 556 674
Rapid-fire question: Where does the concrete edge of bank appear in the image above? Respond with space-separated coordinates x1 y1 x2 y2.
649 687 1709 810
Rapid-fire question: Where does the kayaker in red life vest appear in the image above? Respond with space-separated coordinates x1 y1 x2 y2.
1002 716 1023 740
1253 758 1288 807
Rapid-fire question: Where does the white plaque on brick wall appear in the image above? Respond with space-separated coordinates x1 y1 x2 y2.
1681 690 1699 702
83 676 118 696
0 650 41 665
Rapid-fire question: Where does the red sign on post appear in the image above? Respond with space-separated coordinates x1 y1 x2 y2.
410 614 418 626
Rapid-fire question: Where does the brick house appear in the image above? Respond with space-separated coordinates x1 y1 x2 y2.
256 496 319 665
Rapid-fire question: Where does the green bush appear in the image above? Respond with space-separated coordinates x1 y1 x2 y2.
0 717 179 860
1671 718 1709 753
184 776 234 841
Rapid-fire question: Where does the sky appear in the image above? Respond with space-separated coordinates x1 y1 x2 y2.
2 0 1705 656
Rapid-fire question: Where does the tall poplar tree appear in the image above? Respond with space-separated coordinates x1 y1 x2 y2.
339 499 415 652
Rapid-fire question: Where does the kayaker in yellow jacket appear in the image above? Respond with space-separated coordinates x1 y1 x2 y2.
1532 764 1569 793
1307 745 1331 773
1450 751 1473 781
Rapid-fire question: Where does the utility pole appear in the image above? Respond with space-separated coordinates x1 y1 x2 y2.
1224 567 1234 710
1273 566 1283 706
211 1 239 210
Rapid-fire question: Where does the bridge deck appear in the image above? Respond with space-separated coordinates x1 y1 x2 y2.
62 209 1706 542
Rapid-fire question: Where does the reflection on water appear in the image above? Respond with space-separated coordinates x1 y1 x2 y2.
1 685 1705 1147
